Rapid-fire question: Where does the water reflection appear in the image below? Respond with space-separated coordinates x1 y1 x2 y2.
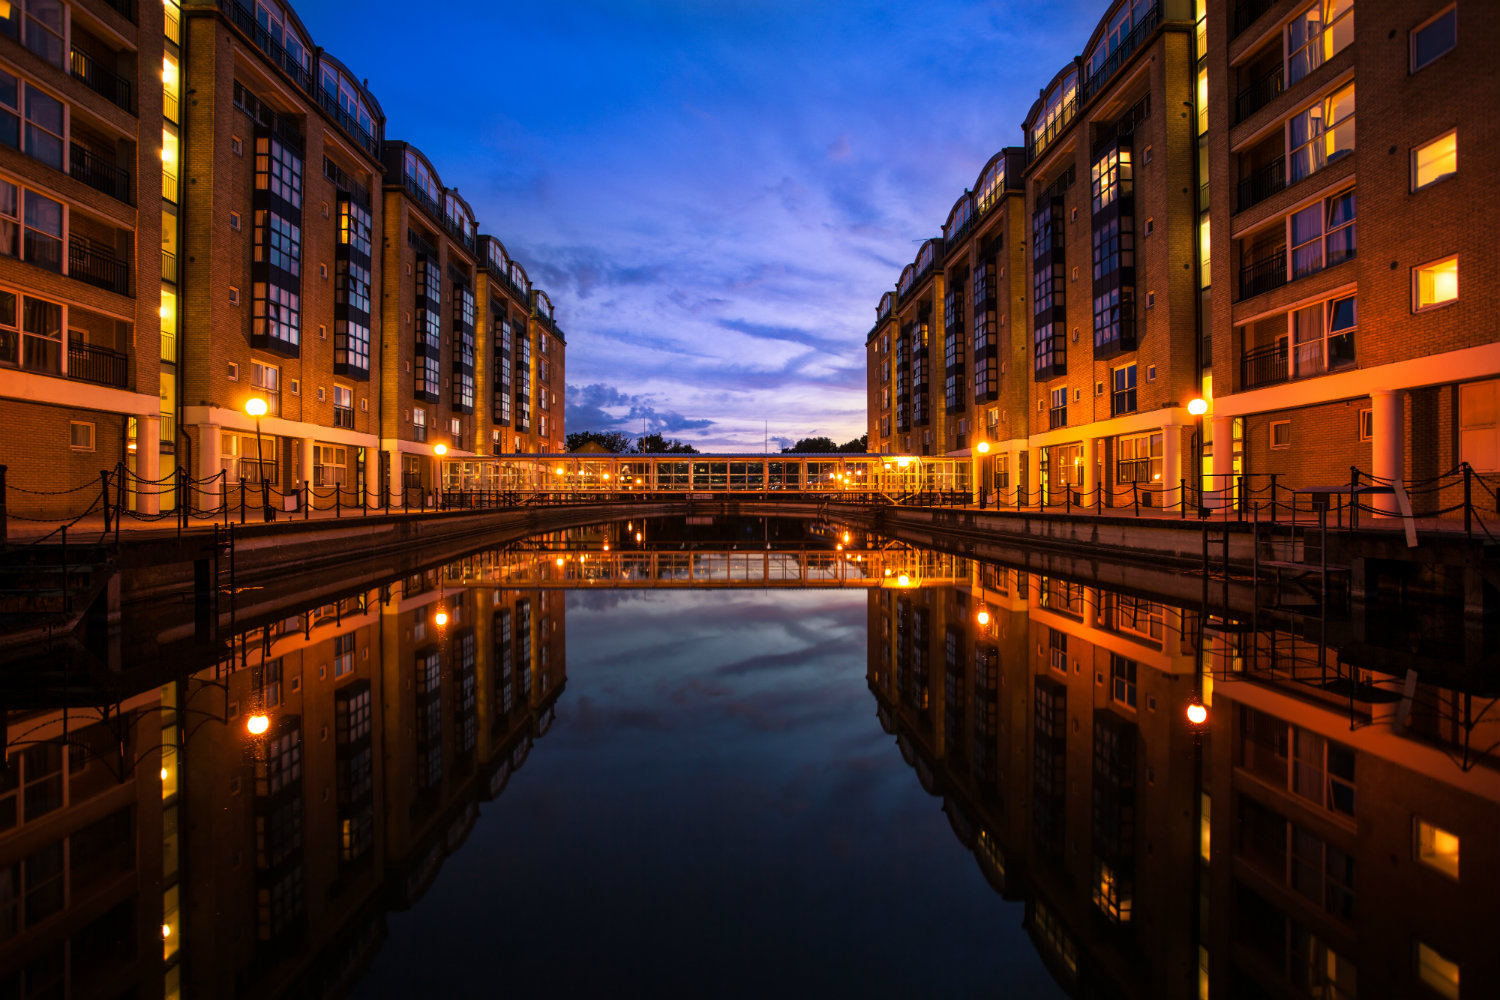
0 515 1494 998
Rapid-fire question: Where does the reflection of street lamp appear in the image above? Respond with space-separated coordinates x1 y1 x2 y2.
1186 700 1208 726
245 397 271 521
246 712 270 736
975 609 990 626
1188 397 1208 517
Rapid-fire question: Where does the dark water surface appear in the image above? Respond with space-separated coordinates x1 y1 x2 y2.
357 589 1063 999
1 515 1494 999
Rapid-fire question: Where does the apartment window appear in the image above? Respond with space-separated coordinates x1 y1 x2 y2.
69 420 94 451
251 361 280 416
412 407 427 443
1288 84 1355 183
515 327 532 432
1287 0 1354 86
1292 295 1357 377
451 281 475 413
450 416 463 451
231 135 243 156
0 290 62 374
0 71 65 171
1413 257 1458 310
493 310 513 426
1412 131 1457 190
1290 189 1356 278
334 196 372 377
413 256 441 401
1416 942 1460 999
332 384 353 428
1033 197 1067 378
1110 653 1137 709
1358 408 1372 441
0 0 67 68
1415 819 1460 878
0 180 63 274
313 445 347 487
1410 6 1456 72
1112 364 1137 416
251 134 303 355
1048 386 1067 429
1271 420 1291 448
1116 432 1162 484
972 259 999 402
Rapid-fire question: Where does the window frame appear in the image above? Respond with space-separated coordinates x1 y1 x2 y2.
1270 419 1291 449
1412 255 1458 312
1409 5 1457 73
1411 129 1456 191
69 420 94 451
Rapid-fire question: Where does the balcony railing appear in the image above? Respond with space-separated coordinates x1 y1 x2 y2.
1233 0 1276 37
1028 95 1077 162
333 406 354 429
218 0 313 92
402 175 444 228
70 48 133 114
1238 246 1287 300
100 0 136 23
69 143 131 203
1236 157 1285 212
67 341 128 388
1081 4 1161 103
1240 341 1289 390
68 237 130 295
313 87 379 160
161 249 177 283
164 90 179 124
1234 65 1283 124
1048 407 1068 430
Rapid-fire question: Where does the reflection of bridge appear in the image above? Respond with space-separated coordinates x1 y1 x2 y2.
445 545 971 590
439 452 970 497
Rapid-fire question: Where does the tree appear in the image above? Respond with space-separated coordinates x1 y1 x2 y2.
635 432 698 454
837 434 869 453
783 436 839 453
566 430 635 453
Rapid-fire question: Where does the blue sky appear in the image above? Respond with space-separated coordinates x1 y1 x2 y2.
295 0 1100 450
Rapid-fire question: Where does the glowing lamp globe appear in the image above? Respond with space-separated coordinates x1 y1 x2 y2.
244 398 268 418
1187 398 1209 417
976 610 990 626
433 443 448 456
246 713 270 735
1186 702 1209 725
976 442 990 455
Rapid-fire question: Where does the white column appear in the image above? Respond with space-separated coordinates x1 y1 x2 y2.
1162 423 1183 510
1210 415 1234 509
1371 390 1403 518
139 415 162 515
194 420 219 516
298 437 315 510
1025 447 1040 507
385 446 403 507
1082 436 1099 507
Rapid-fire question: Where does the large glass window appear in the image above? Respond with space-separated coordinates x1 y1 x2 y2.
1292 295 1356 378
1112 363 1137 416
1413 257 1458 311
1287 0 1354 85
22 83 63 171
1288 84 1354 183
1290 188 1355 277
1410 6 1456 72
1116 432 1162 484
1412 130 1456 190
333 193 371 378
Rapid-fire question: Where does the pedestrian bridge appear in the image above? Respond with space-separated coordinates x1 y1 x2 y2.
438 453 970 499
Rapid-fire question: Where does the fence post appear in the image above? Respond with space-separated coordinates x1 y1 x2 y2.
61 525 69 614
1066 487 1072 513
303 486 310 520
335 485 342 519
100 469 112 533
1134 485 1140 518
0 464 7 545
1237 476 1245 522
1179 479 1186 519
1463 463 1472 539
1349 466 1359 533
1269 474 1278 524
239 477 247 526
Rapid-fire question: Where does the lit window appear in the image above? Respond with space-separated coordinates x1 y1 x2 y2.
1413 257 1458 310
1417 941 1460 999
1412 131 1456 190
1416 819 1460 878
1410 6 1456 72
1288 83 1355 183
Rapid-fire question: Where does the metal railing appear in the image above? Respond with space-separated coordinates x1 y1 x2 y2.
333 407 354 429
1233 0 1276 37
1080 3 1161 103
1236 157 1286 212
68 237 130 295
66 342 128 388
218 0 313 92
70 48 133 113
1240 342 1289 390
69 143 132 203
162 250 178 283
1234 65 1283 124
1239 246 1287 300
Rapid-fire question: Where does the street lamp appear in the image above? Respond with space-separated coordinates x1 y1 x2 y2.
246 712 270 735
1186 700 1208 726
975 441 991 507
1188 397 1209 517
244 397 272 521
433 443 448 510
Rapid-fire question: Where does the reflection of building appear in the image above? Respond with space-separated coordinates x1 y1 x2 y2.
0 691 165 997
868 563 1499 999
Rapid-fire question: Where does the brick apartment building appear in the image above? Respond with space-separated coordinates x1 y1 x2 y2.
868 0 1498 505
0 0 569 516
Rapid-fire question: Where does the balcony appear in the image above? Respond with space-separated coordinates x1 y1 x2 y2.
1237 157 1286 212
313 87 379 160
217 0 313 93
1234 65 1283 125
67 341 128 389
1048 406 1068 430
100 0 136 23
161 250 177 283
69 143 131 203
402 175 444 228
1081 3 1161 103
70 48 133 114
1233 0 1276 38
1028 96 1077 162
1239 247 1287 299
68 237 130 295
333 406 354 429
1240 342 1289 390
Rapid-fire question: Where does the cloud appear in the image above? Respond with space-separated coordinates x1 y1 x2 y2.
566 383 714 436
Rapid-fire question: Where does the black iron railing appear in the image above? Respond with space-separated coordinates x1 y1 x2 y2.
1239 247 1287 299
1237 157 1285 212
1028 95 1077 162
70 48 133 113
1240 342 1289 390
1234 65 1283 124
101 0 135 23
1081 4 1161 103
333 407 354 429
1233 0 1276 37
218 0 313 92
313 87 379 160
68 237 130 295
70 143 131 203
67 341 128 388
162 250 178 283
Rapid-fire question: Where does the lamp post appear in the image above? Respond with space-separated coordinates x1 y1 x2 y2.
433 443 448 510
244 397 272 522
976 441 991 508
1188 397 1209 517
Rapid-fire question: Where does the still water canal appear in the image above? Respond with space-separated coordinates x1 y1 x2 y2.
1 516 1493 999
